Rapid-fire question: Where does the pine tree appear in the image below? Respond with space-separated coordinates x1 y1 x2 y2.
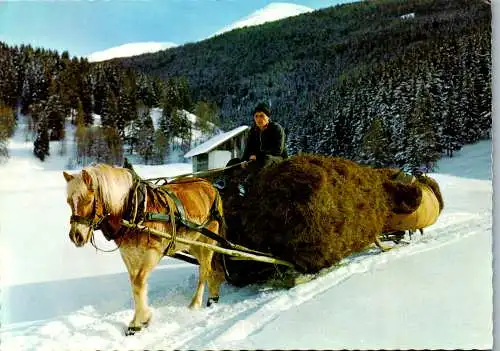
103 126 123 164
115 69 138 137
45 80 66 141
152 129 169 164
72 101 90 165
360 117 391 167
79 68 94 125
100 89 119 129
0 44 19 108
75 126 89 165
90 128 109 163
0 102 16 138
477 32 492 139
34 116 50 161
125 116 142 154
194 101 219 135
151 78 165 107
137 110 155 164
158 105 173 138
172 110 192 146
0 102 15 162
437 78 462 158
403 82 440 171
460 71 482 144
0 133 7 162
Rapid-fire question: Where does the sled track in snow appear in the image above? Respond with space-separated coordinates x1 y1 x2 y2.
193 212 491 348
143 211 491 349
2 211 490 350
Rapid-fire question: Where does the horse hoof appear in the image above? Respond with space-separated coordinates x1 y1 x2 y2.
207 296 219 307
125 317 151 336
125 326 141 336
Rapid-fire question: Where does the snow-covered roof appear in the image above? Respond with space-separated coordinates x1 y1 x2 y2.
400 12 415 19
184 125 249 158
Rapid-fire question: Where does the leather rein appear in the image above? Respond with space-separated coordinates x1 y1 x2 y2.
69 172 225 254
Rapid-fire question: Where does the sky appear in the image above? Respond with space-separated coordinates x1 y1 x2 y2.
0 112 494 349
0 0 353 58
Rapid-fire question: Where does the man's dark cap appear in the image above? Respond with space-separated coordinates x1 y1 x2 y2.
253 102 271 117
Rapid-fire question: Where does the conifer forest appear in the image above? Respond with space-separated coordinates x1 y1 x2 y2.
0 0 491 170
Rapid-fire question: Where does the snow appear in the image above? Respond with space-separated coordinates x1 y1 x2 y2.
184 125 249 158
400 12 416 20
0 115 493 350
86 42 177 62
85 3 313 62
213 2 314 37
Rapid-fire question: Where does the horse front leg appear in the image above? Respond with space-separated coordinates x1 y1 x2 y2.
121 248 161 335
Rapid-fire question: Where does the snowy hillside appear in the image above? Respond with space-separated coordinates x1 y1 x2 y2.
213 2 313 37
84 3 313 62
86 42 177 62
0 114 492 350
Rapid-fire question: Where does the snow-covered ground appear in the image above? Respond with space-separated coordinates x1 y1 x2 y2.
0 117 493 350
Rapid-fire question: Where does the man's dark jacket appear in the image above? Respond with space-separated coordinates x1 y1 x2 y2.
242 121 288 162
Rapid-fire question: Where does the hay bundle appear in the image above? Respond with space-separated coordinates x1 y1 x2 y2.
219 154 391 282
376 169 444 232
216 156 445 286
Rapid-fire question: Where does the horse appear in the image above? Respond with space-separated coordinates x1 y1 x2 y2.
62 163 226 335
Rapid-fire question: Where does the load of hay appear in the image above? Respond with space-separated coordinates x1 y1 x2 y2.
218 154 390 285
216 155 444 287
375 168 444 233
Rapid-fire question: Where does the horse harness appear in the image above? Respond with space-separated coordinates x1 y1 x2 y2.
119 177 227 254
69 171 226 254
69 187 108 239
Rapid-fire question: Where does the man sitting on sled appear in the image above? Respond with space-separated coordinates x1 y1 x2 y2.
242 102 288 168
223 102 287 195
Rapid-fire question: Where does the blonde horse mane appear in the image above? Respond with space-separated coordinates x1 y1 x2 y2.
79 164 134 216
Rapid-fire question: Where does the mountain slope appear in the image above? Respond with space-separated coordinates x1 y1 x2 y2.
118 0 490 140
85 3 312 62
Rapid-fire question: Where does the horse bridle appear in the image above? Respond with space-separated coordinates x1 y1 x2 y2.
70 190 109 232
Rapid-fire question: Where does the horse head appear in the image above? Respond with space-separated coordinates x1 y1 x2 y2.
63 164 134 247
63 169 99 247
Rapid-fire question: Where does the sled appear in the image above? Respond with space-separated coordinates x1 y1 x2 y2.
118 157 443 289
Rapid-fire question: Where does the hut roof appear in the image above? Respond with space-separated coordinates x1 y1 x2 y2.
184 125 249 158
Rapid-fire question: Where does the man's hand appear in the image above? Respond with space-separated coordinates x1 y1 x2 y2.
242 156 256 169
